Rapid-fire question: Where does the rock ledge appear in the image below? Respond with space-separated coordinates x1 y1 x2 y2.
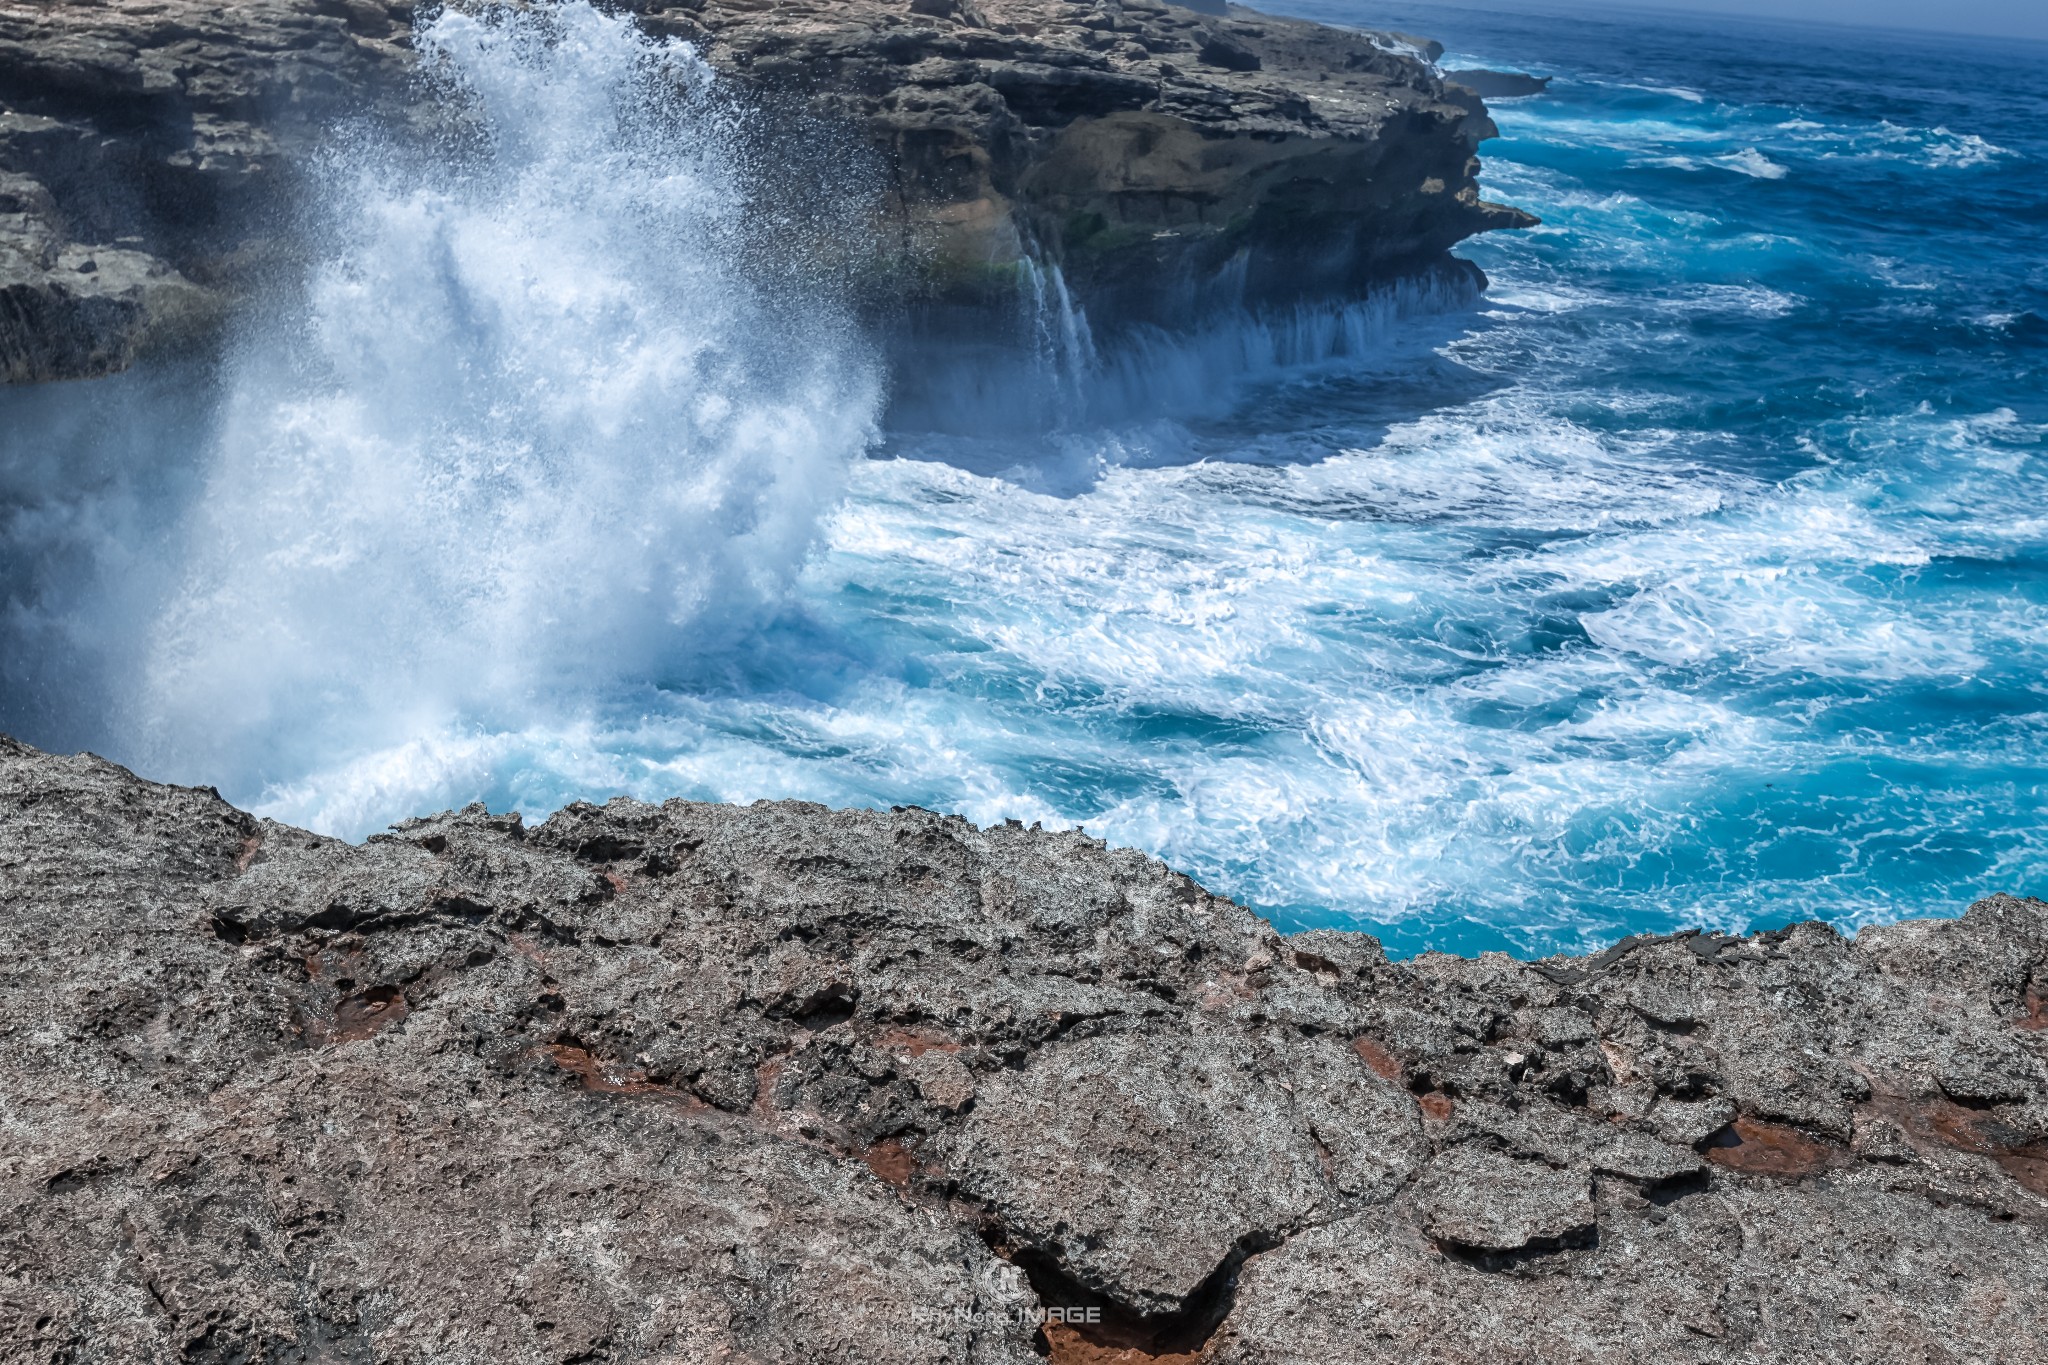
3 734 2046 1362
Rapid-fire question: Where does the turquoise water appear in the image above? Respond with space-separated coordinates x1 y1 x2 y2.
747 3 2048 956
2 2 2042 957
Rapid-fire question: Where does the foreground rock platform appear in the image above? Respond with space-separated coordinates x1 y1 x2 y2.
0 0 1530 382
3 735 2045 1362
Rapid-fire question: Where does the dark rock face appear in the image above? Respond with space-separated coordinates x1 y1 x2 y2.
1445 67 1551 99
0 0 418 382
3 733 2045 1362
0 0 1531 384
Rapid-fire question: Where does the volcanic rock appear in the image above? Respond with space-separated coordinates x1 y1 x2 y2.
3 734 2046 1361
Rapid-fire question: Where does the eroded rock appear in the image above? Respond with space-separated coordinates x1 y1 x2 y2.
0 0 1533 383
1407 1144 1595 1254
2 733 2045 1361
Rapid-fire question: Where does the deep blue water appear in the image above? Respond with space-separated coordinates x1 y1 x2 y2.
3 1 2043 958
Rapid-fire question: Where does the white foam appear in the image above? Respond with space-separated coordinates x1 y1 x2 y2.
7 10 2039 955
131 1 879 789
1710 148 1788 179
1657 284 1801 317
1787 118 2012 169
230 382 2048 959
1617 82 1708 103
1921 127 2010 168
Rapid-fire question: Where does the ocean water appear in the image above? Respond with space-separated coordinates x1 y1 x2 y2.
2 1 2043 957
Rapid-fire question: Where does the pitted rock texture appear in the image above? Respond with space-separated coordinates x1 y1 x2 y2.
0 0 1530 383
3 733 2045 1363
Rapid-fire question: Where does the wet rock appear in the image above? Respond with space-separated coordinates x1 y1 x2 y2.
0 231 213 382
2 733 2046 1361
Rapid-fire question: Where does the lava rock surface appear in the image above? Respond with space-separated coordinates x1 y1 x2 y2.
3 735 2045 1362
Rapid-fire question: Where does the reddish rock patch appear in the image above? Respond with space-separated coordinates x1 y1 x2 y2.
2018 986 2048 1031
293 946 412 1046
877 1026 962 1058
752 1055 786 1119
1291 949 1342 981
1418 1092 1455 1121
1704 1116 1844 1177
1999 1148 2048 1196
863 1137 916 1189
1351 1036 1405 1083
1867 1091 2003 1154
330 985 408 1043
546 1042 699 1105
1039 1319 1201 1365
506 932 550 970
1865 1092 2048 1196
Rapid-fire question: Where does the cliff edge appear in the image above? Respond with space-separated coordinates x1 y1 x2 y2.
0 0 1531 384
2 734 2044 1362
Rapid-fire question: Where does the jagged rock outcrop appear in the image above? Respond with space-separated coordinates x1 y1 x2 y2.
1445 67 1551 99
0 0 1531 383
3 733 2045 1362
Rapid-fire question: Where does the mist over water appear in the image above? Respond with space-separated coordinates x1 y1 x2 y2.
4 2 878 789
3 0 2044 956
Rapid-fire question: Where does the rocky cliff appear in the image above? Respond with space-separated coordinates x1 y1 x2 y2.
0 0 1531 384
3 733 2045 1362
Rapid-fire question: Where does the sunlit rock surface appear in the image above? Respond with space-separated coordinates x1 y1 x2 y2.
0 0 1530 382
3 734 2044 1361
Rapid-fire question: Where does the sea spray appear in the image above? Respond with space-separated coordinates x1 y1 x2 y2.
1019 256 1100 423
886 267 1480 452
4 0 2041 960
1080 267 1483 429
130 1 880 792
